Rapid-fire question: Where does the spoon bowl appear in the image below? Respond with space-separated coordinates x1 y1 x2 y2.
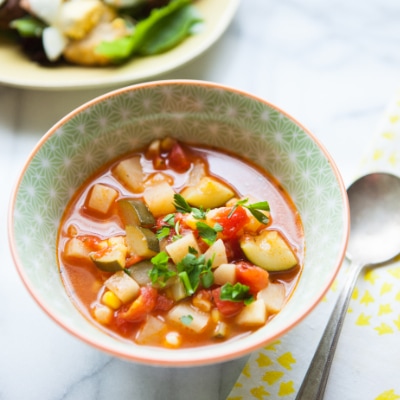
296 172 400 399
347 173 400 265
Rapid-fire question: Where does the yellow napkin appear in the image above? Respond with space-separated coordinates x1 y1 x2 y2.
227 91 400 400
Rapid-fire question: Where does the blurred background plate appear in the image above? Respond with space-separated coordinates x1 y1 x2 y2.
0 0 239 90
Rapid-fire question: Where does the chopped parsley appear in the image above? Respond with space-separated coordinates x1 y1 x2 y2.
220 282 254 305
196 221 223 246
180 315 193 326
229 198 270 225
176 249 214 295
173 193 192 213
148 251 176 286
156 212 182 241
173 193 207 219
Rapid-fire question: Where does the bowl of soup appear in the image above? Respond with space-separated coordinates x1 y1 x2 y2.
8 80 349 366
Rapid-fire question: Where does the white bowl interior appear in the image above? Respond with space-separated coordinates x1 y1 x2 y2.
9 80 348 365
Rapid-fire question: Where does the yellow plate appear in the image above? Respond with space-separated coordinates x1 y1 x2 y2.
0 0 239 90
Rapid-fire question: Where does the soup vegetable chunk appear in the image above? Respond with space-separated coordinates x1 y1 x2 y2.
58 138 304 348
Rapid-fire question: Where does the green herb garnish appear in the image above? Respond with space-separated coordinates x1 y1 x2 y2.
156 213 183 240
229 198 270 224
149 251 176 286
173 194 207 219
220 282 254 305
192 206 207 220
176 251 214 295
173 193 193 213
196 221 223 245
96 0 203 63
180 315 193 326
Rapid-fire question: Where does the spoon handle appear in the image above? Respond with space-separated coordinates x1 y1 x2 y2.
295 261 364 400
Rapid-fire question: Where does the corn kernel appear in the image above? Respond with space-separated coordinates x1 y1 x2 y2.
211 308 222 323
102 290 122 310
164 331 182 348
93 303 113 325
192 292 212 312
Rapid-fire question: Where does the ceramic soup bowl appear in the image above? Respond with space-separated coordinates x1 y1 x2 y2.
9 80 349 366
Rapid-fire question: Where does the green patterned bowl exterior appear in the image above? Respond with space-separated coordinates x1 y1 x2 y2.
9 80 349 366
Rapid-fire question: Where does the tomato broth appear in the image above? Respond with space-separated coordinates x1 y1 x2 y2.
58 138 304 348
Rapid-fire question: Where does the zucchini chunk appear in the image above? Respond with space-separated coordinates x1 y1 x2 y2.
180 177 235 209
118 198 155 228
126 225 159 258
126 260 153 286
90 236 127 272
240 230 298 271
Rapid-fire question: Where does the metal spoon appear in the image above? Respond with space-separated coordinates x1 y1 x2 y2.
296 172 400 400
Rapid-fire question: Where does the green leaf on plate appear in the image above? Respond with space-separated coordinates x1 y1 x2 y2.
96 0 202 63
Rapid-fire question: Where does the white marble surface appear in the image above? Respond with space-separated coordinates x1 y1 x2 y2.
2 0 400 399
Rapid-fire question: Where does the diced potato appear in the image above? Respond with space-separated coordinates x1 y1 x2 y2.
213 263 237 286
143 181 176 217
235 299 267 327
64 237 90 259
165 232 201 264
240 230 298 271
87 183 118 215
203 239 228 268
167 302 210 333
257 282 286 314
125 225 159 258
180 177 235 209
113 156 144 193
136 315 166 345
211 308 222 323
104 270 140 304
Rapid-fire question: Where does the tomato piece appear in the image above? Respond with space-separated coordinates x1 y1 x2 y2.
236 261 269 293
168 142 191 172
212 287 244 317
155 294 174 311
125 254 144 267
78 235 102 251
213 206 249 239
117 286 158 323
